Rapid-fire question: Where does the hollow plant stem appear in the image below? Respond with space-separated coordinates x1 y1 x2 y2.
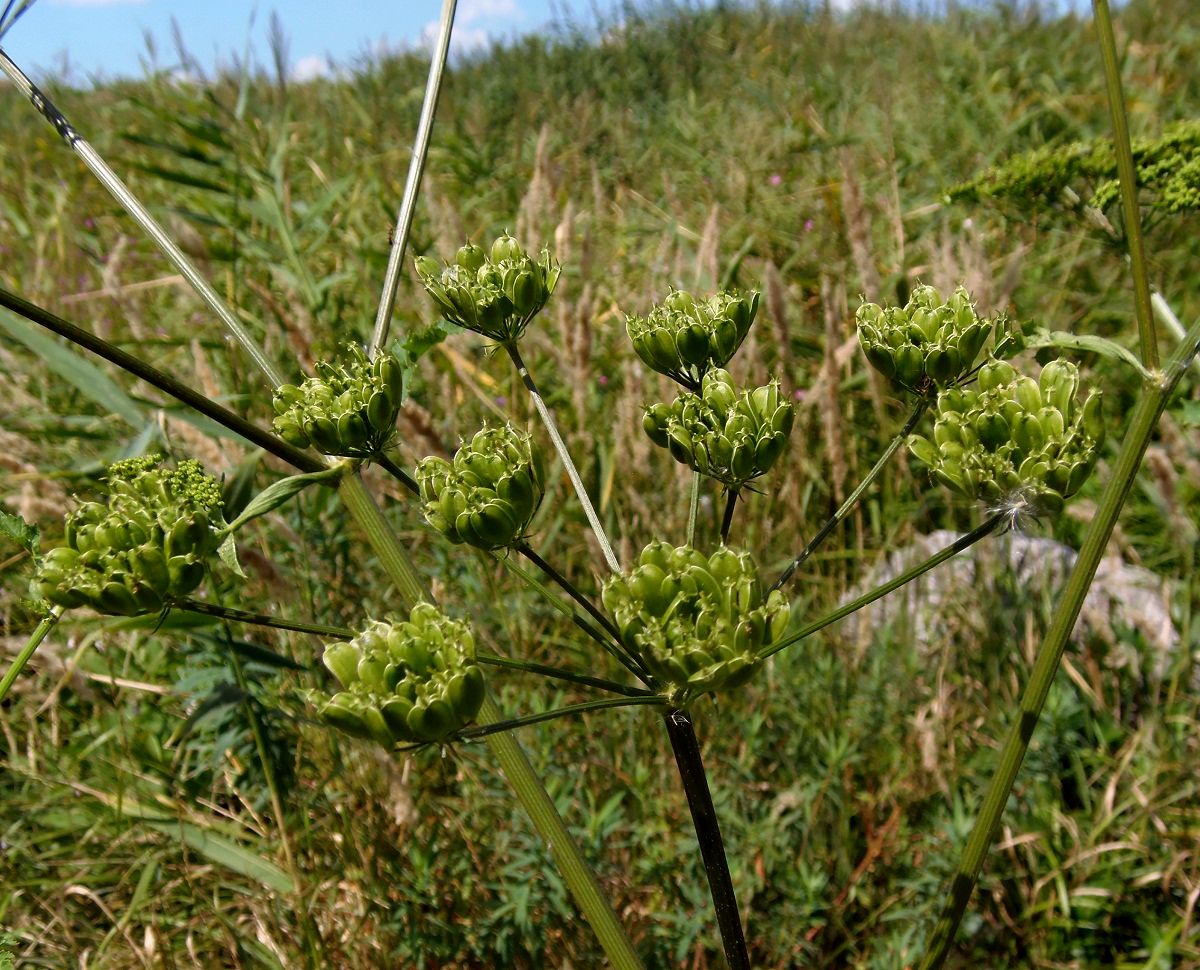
761 511 1007 661
504 341 622 573
0 49 283 387
772 399 927 591
369 0 456 356
0 609 59 703
1093 0 1158 370
336 469 643 969
719 489 738 545
663 709 750 970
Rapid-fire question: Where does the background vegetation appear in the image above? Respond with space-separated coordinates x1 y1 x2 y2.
1 0 1198 966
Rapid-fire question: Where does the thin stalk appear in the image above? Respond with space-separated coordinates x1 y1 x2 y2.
338 470 642 969
516 543 622 645
686 471 702 547
0 288 326 474
1093 0 1158 371
369 0 456 356
504 341 621 573
492 552 629 663
920 17 1200 949
477 653 654 698
456 695 663 740
0 609 60 703
772 399 927 591
0 49 283 387
761 511 1007 662
176 599 351 640
719 489 738 545
376 452 422 496
663 710 750 970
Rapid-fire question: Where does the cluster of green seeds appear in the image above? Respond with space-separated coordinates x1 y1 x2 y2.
32 456 224 615
416 426 546 551
272 344 405 458
626 289 759 390
857 284 996 395
643 369 794 488
908 358 1104 514
314 604 486 746
415 235 561 343
602 542 790 705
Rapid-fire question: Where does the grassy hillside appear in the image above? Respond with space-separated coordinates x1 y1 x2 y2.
1 1 1198 966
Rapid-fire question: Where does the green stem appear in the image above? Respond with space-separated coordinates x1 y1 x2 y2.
456 695 663 740
475 694 644 969
761 511 1006 662
337 470 642 969
919 19 1200 946
0 609 60 703
369 0 456 356
0 288 325 474
1093 0 1158 371
176 599 351 641
719 488 738 545
772 399 927 591
504 341 622 573
0 49 283 387
516 543 623 645
477 653 654 698
686 471 702 547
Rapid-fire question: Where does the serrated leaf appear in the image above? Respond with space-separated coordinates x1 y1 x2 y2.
224 465 343 533
0 510 38 556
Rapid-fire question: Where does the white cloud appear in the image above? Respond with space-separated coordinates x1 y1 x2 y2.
458 0 522 24
291 54 331 83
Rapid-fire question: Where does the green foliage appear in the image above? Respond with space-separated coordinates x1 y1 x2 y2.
949 118 1200 215
2 0 1199 966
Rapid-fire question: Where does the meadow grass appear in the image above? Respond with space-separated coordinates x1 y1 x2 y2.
1 1 1199 966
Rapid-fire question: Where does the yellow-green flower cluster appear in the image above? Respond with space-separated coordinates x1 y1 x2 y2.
416 426 546 550
626 289 759 390
415 235 561 343
857 284 995 395
314 604 486 746
908 358 1104 514
272 345 405 458
642 369 793 488
31 456 224 615
602 542 789 704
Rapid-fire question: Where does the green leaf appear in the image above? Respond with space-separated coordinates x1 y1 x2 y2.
224 465 343 533
0 510 38 556
1025 329 1152 381
144 821 293 894
217 532 246 578
0 310 145 427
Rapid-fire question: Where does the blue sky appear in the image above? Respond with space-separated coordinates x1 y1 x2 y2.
2 0 1097 83
0 0 630 82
